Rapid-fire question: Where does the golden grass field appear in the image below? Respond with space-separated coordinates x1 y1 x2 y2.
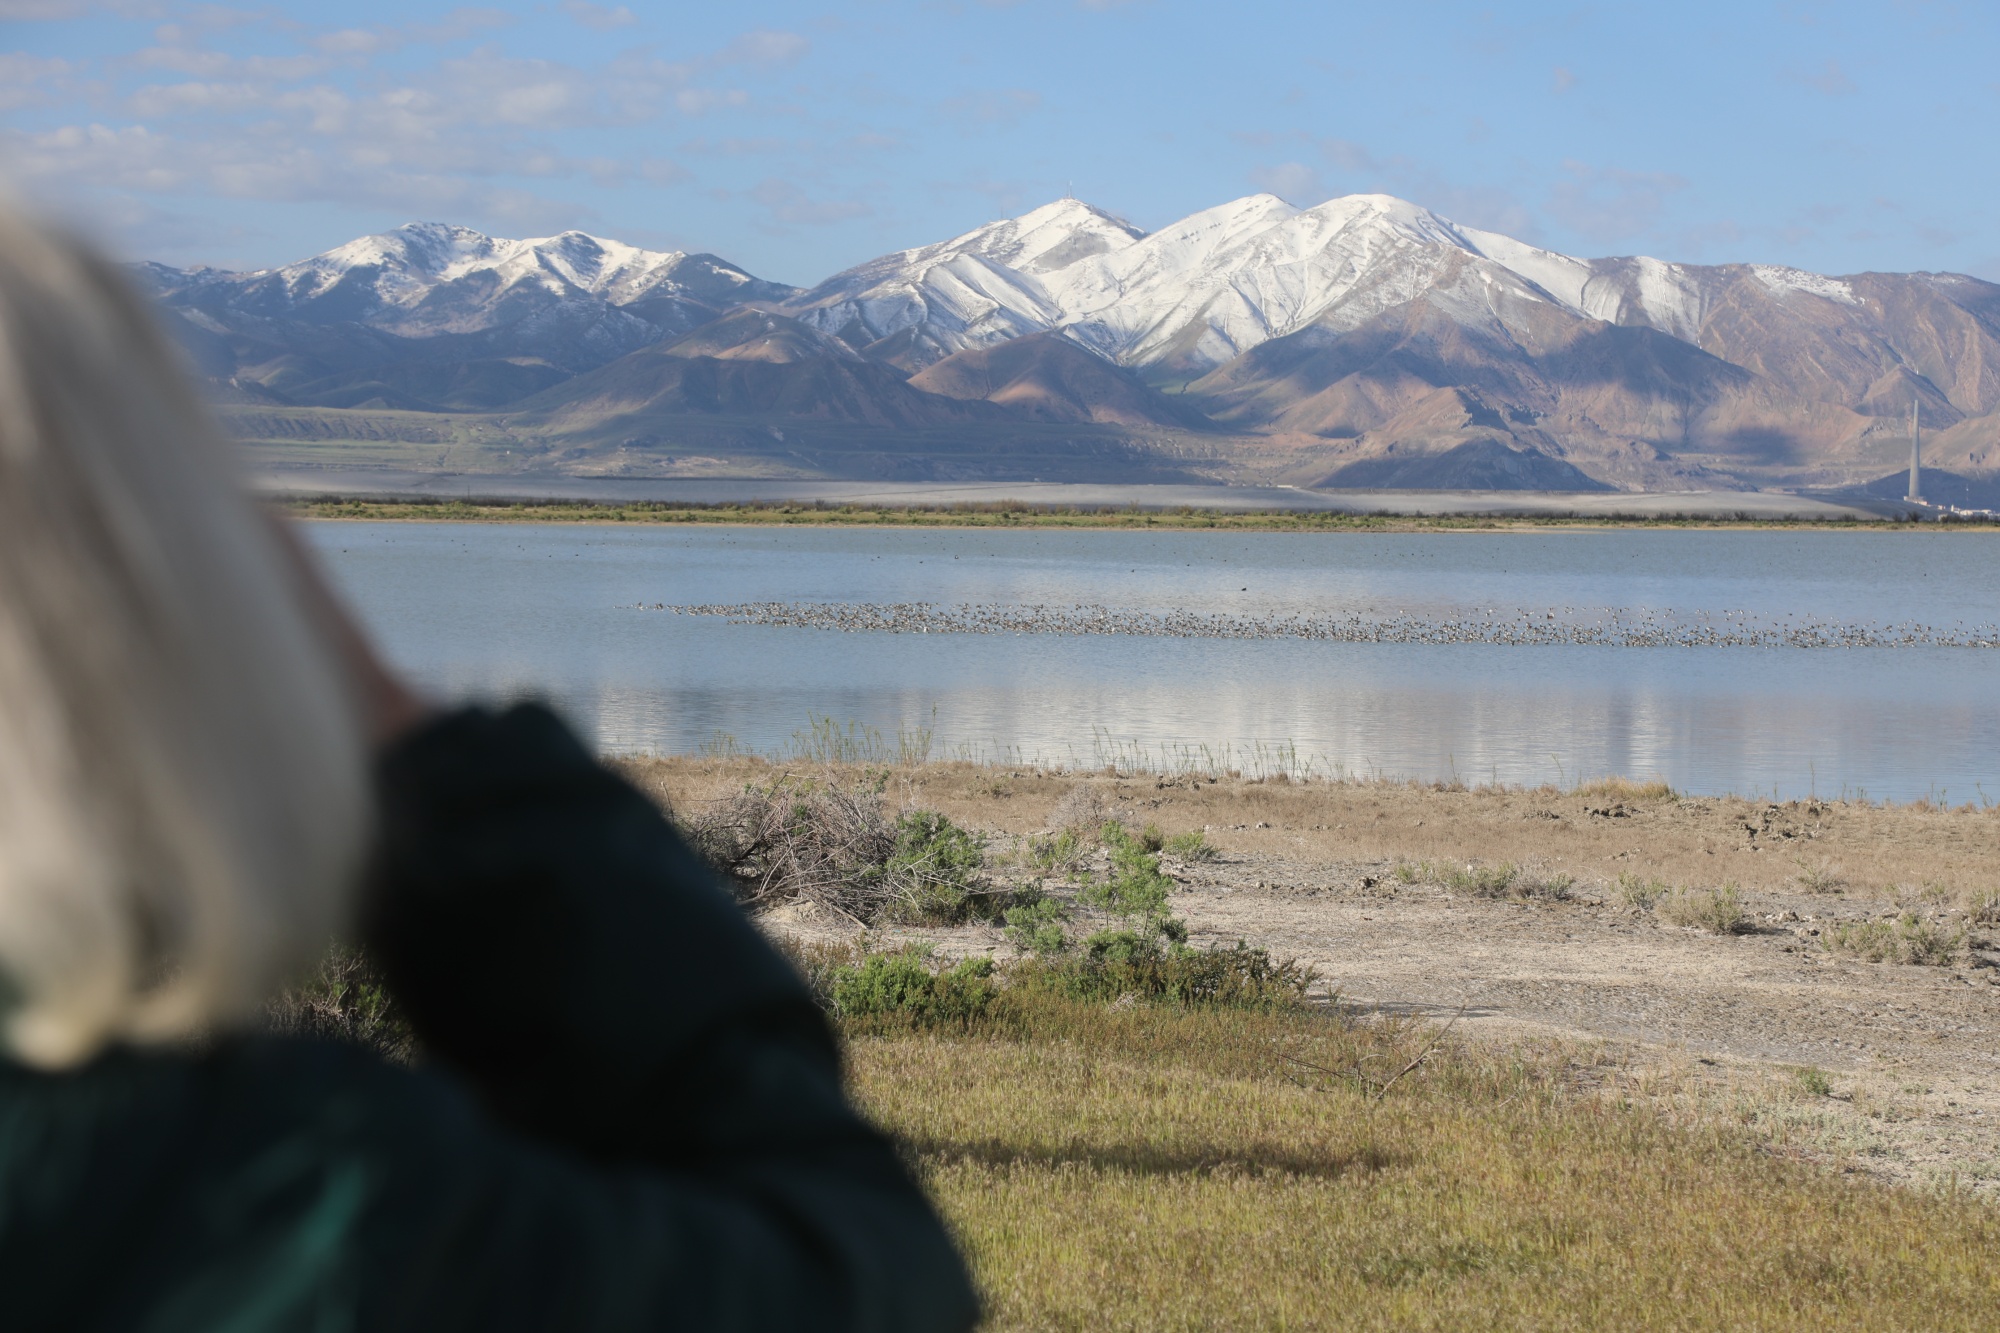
844 990 2000 1332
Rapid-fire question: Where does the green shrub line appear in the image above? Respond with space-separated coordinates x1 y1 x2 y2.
817 940 1320 1029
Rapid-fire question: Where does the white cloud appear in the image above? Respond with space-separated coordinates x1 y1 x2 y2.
0 53 73 110
717 29 810 66
559 0 638 31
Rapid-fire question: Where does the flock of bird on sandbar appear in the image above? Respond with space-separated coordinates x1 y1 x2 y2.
623 601 2000 649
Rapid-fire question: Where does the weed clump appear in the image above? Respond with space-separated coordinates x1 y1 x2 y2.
1659 883 1749 935
1163 829 1219 862
1823 914 1966 966
1446 862 1518 897
1616 872 1670 910
1433 860 1573 901
1022 828 1086 875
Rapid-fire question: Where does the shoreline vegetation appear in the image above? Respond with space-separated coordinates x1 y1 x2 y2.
282 754 2000 1326
276 495 1998 531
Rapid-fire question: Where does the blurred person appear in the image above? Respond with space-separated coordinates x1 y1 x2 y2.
0 207 978 1332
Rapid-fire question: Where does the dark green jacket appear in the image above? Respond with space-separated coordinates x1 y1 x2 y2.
0 705 979 1332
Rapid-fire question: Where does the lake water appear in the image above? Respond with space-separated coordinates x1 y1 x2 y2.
307 522 2000 802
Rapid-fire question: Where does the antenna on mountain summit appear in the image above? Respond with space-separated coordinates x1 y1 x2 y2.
1907 398 1923 504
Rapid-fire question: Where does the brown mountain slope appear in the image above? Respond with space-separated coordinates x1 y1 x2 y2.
513 340 1007 429
1191 295 1889 490
1680 270 2000 427
908 332 1214 429
654 308 864 364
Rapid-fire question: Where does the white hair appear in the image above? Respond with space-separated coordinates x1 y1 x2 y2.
0 210 370 1068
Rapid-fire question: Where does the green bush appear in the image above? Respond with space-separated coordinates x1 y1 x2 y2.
829 950 998 1025
885 809 989 923
1085 821 1176 918
1004 896 1071 956
1020 940 1315 1012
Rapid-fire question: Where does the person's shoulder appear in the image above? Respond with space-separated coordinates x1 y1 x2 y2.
0 1035 477 1155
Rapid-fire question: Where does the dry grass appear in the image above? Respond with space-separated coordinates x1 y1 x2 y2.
1823 914 1968 966
846 991 2000 1331
1657 883 1749 935
618 754 2000 903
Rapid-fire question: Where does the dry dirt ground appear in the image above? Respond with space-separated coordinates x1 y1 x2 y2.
627 757 2000 1194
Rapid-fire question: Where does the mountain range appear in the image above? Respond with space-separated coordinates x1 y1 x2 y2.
138 196 2000 494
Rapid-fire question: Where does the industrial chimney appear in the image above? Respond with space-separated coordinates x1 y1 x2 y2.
1907 400 1922 504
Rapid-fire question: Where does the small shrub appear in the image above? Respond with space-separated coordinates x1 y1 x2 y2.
1966 888 2000 925
1616 872 1669 911
1445 862 1518 897
1794 1066 1834 1098
1084 822 1176 919
884 809 988 923
1823 914 1967 966
1391 860 1423 885
1793 857 1843 894
1659 883 1748 935
1515 868 1574 901
1004 897 1071 956
1163 830 1219 862
1135 823 1167 853
1048 784 1109 832
829 950 998 1026
1023 828 1086 874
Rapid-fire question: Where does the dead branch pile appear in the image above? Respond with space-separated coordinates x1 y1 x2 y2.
687 777 898 922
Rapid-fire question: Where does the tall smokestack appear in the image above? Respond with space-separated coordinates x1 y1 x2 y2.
1907 399 1922 504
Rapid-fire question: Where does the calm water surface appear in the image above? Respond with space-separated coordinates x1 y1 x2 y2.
307 522 2000 802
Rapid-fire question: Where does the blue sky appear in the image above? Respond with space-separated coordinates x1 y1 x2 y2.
4 1 1996 285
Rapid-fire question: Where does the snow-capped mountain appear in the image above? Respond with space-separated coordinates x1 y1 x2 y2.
139 223 801 408
145 198 2000 494
786 193 2000 422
